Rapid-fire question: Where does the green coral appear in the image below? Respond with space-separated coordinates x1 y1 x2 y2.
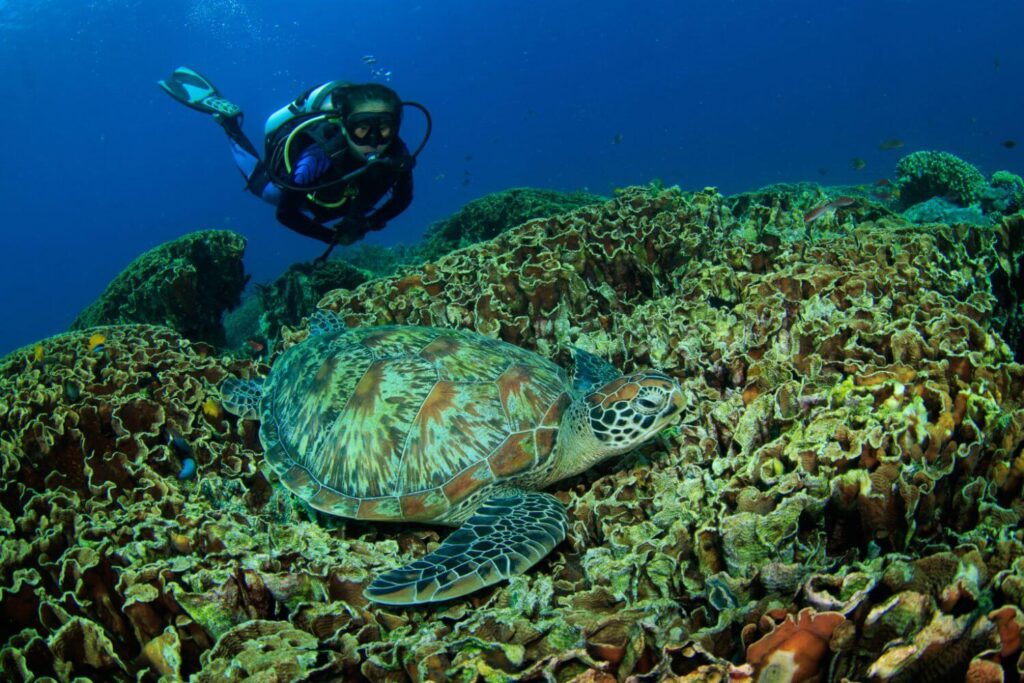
982 170 1024 215
71 230 247 346
895 150 987 208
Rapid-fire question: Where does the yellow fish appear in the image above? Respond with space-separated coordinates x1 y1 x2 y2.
87 333 107 354
33 345 44 362
202 398 223 419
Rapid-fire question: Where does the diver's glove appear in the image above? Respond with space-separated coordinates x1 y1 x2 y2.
293 143 332 186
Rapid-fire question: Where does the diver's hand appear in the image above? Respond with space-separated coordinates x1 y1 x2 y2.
293 143 331 186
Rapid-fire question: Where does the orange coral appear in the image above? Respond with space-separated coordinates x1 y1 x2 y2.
745 608 845 682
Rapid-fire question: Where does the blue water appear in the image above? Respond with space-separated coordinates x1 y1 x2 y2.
1 1 1021 356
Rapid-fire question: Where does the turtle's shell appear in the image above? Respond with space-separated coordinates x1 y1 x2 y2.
259 325 572 522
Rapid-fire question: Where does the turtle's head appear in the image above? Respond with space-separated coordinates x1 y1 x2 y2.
585 371 686 450
553 371 686 481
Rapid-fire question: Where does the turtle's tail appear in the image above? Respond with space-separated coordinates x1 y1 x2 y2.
220 378 264 420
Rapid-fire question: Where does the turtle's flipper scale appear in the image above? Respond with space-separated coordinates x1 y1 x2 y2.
220 378 264 420
364 492 567 605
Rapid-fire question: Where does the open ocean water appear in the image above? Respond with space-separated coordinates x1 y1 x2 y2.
0 0 1021 354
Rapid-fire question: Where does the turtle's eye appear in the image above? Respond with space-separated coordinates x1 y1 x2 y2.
633 390 668 416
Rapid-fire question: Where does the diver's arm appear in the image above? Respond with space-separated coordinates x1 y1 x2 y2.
275 191 335 243
365 170 414 228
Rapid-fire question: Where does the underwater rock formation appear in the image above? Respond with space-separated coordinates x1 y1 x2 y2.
71 230 248 347
4 185 1024 681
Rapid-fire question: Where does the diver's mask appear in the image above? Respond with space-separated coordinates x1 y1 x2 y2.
343 111 398 151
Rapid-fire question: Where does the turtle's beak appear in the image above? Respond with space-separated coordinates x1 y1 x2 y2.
668 385 687 417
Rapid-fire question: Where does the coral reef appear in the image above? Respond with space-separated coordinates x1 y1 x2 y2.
895 150 988 209
224 260 371 352
415 186 605 263
983 170 1024 216
333 242 422 279
902 196 992 226
223 188 604 350
71 230 248 347
4 185 1024 681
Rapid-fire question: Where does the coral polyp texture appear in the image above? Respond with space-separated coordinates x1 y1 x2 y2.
4 185 1024 681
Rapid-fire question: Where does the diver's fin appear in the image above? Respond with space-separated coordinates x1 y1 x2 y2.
157 66 242 119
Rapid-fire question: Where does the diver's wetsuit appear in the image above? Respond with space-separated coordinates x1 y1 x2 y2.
273 139 413 244
221 117 413 244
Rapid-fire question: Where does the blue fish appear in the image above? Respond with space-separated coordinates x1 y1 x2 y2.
178 457 197 480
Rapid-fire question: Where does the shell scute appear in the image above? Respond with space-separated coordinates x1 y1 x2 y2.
497 364 569 431
357 496 404 521
487 432 538 478
441 461 496 502
399 489 450 521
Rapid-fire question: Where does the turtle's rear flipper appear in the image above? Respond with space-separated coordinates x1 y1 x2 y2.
364 492 568 605
220 378 264 420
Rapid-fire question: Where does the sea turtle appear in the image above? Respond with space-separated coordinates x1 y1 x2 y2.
221 312 686 605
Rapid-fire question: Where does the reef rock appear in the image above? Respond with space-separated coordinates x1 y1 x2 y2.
72 230 247 347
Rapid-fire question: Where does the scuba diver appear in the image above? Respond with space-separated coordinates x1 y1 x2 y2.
157 66 430 260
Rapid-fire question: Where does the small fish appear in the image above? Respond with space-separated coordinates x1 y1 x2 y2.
32 345 44 363
247 339 265 353
817 168 828 176
178 457 197 481
613 133 623 145
87 333 106 354
167 428 193 457
803 196 856 223
202 397 223 419
851 158 867 170
874 178 892 187
878 139 905 150
1001 139 1017 149
361 55 377 65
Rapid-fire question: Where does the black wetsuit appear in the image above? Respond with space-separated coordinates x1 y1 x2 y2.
274 138 414 244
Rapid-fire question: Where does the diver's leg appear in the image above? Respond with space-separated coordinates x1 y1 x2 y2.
219 116 281 205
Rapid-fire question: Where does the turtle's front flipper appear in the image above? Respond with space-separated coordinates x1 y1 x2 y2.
220 378 264 420
365 492 568 605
